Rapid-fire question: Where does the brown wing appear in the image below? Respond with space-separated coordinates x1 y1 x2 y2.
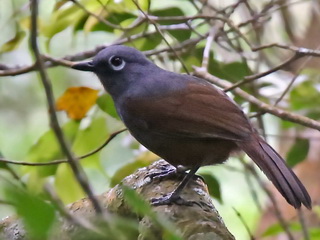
124 81 253 141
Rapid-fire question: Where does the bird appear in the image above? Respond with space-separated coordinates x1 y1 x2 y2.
72 45 311 209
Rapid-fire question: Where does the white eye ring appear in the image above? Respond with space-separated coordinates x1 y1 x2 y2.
108 56 126 71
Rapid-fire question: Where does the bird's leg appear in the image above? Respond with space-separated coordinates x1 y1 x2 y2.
151 165 200 206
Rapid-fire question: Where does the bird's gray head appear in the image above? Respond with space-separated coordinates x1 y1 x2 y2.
72 45 153 97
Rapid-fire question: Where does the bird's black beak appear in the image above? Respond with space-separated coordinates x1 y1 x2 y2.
72 61 95 72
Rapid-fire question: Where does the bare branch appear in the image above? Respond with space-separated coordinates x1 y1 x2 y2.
201 28 215 70
0 129 126 166
253 43 320 57
0 64 36 77
30 0 103 214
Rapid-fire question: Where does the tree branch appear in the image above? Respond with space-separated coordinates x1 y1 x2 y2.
194 67 320 131
30 0 103 214
0 160 235 240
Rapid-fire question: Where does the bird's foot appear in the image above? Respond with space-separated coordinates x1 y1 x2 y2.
151 193 195 206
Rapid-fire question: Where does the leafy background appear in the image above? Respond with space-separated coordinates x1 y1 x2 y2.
1 0 320 239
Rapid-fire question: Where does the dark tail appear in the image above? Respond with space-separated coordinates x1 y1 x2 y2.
238 134 311 209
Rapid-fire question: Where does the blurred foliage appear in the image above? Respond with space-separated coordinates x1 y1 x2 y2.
1 0 320 239
198 173 222 203
122 185 182 239
4 181 56 239
286 138 309 167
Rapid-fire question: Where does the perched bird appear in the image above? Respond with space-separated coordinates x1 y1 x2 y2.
72 45 311 209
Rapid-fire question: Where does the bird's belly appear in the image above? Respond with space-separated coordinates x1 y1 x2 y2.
129 127 238 168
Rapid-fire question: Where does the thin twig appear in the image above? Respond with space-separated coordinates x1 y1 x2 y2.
70 0 126 30
132 0 190 74
274 43 320 106
232 207 255 240
194 68 320 131
144 35 207 56
201 28 215 70
30 0 103 214
253 43 320 57
43 55 74 68
0 64 36 77
0 29 203 77
274 74 299 106
224 53 302 92
0 129 126 166
2 14 320 78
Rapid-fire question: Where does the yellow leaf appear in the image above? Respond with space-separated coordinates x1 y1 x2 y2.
56 87 99 120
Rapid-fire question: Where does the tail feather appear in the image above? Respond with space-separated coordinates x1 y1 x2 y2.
238 135 311 209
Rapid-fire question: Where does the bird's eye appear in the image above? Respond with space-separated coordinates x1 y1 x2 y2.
108 56 126 71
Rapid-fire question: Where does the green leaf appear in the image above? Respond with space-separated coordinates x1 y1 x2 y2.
281 119 297 129
103 216 139 240
199 173 222 203
313 205 320 218
262 222 301 237
118 20 148 37
42 5 84 44
0 30 25 53
182 55 202 73
72 117 110 168
209 60 251 82
54 163 85 203
151 7 186 25
307 110 320 121
23 121 80 177
286 138 309 167
53 117 110 203
123 0 149 11
310 228 320 240
168 29 191 42
182 47 251 80
290 80 320 110
122 185 153 216
86 12 136 33
122 186 182 239
4 186 56 239
110 158 151 187
0 152 16 176
126 32 162 51
96 94 119 119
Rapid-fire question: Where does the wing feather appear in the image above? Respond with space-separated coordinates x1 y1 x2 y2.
124 81 252 141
